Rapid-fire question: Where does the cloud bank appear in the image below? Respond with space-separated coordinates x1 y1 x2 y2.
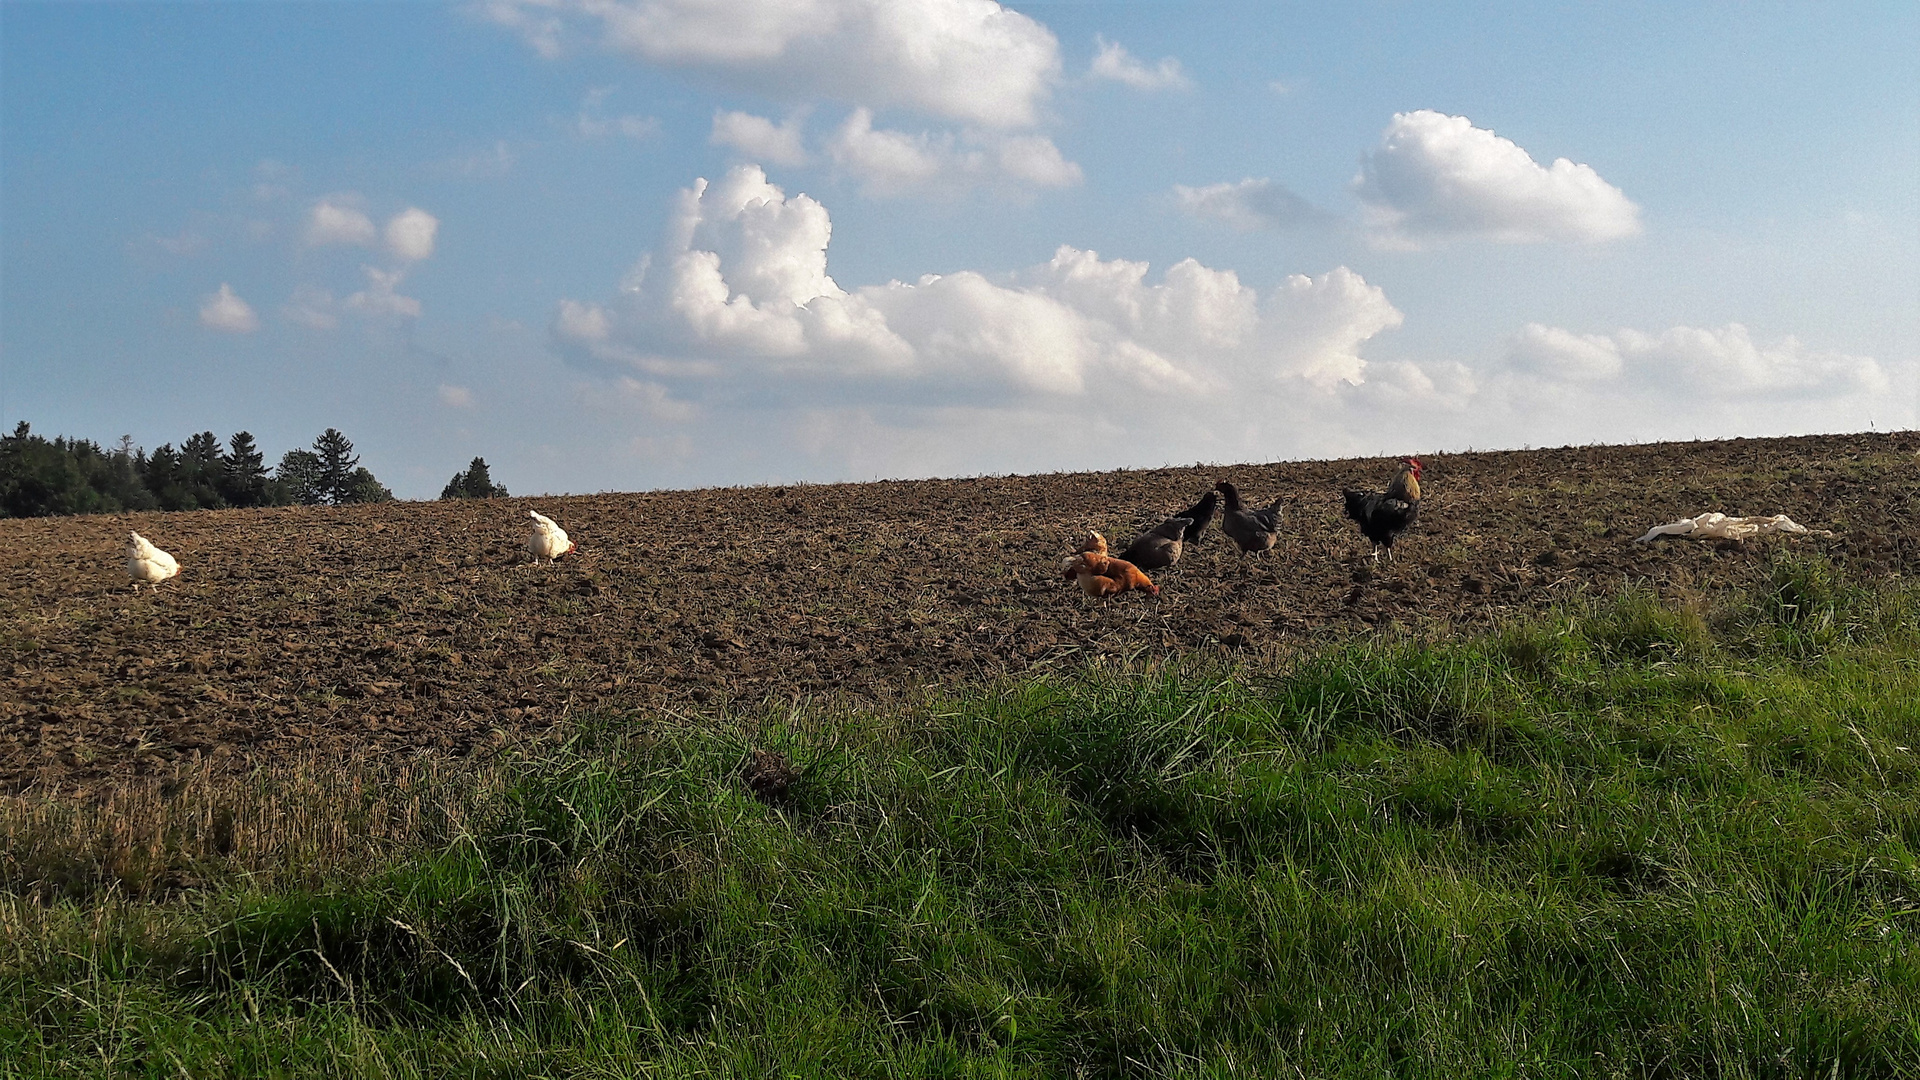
1505 322 1889 399
1353 110 1641 246
548 165 1419 474
533 165 1901 483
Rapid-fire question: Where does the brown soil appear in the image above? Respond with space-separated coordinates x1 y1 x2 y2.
3 431 1916 793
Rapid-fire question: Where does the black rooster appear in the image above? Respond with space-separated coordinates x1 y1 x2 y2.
1342 457 1422 561
1170 489 1218 543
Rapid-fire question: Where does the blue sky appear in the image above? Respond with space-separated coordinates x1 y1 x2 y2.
3 1 1915 498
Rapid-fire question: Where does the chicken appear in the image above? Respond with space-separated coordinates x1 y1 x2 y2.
1342 457 1422 561
1215 481 1284 560
526 510 576 564
125 531 180 591
1170 490 1218 543
1061 531 1158 598
1118 515 1193 571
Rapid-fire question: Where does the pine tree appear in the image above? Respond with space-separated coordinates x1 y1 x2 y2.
142 443 191 510
440 457 509 499
221 431 271 507
106 435 155 511
180 431 226 509
312 429 360 505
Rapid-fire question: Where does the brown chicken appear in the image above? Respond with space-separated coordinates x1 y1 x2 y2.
1061 531 1159 597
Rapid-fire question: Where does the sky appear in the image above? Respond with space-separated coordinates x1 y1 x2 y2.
3 1 1916 499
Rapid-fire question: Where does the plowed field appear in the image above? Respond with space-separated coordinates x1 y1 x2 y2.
4 431 1916 792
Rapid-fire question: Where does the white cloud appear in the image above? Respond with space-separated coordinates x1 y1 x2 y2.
826 109 951 193
826 108 1080 196
438 384 475 408
995 134 1082 188
1508 322 1889 399
710 110 810 166
1505 323 1623 381
281 285 340 330
612 377 699 422
539 169 1909 479
485 0 1061 129
345 266 422 319
1353 110 1641 246
199 283 259 333
305 196 378 248
553 164 1401 415
384 207 439 262
1174 178 1323 231
1088 35 1190 91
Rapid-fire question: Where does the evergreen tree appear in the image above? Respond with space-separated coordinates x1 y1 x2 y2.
274 449 327 506
142 443 192 510
342 467 395 504
103 436 155 511
179 431 227 510
220 431 272 507
0 423 108 516
1 421 394 517
312 429 360 506
440 457 509 500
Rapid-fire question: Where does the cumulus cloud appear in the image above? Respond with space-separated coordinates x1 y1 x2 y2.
553 164 1401 424
711 110 810 166
1505 322 1889 399
1088 35 1190 90
305 197 378 247
384 207 439 262
345 266 423 319
199 283 259 333
1174 178 1323 232
484 0 1061 129
825 108 1080 195
1353 110 1641 246
995 134 1082 188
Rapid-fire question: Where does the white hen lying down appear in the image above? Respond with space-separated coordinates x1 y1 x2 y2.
525 510 576 564
125 531 180 590
1635 513 1833 543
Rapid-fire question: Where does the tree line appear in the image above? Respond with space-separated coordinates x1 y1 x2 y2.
0 423 394 518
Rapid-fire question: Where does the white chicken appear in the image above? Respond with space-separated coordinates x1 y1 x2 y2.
125 531 180 591
525 510 576 564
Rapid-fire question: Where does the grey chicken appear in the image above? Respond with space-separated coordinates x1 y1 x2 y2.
1215 481 1284 561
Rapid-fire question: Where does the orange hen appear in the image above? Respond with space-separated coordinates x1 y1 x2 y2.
1061 531 1158 598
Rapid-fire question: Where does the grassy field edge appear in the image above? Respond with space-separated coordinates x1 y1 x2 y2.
4 554 1919 1078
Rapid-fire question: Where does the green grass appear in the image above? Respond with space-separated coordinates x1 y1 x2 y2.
3 555 1918 1077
